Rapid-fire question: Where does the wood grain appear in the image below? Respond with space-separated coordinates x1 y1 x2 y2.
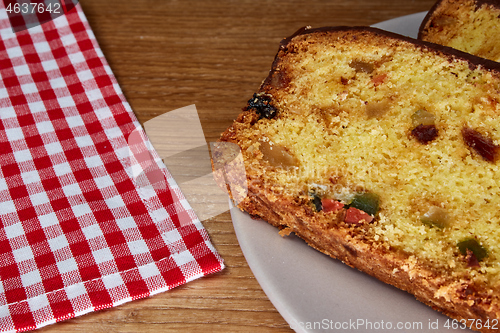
39 0 437 331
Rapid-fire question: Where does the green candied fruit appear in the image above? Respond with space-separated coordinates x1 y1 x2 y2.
457 238 488 262
411 109 436 127
420 216 441 229
420 206 449 229
348 192 380 216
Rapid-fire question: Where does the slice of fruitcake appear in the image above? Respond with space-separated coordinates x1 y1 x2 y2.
218 26 500 332
419 0 500 62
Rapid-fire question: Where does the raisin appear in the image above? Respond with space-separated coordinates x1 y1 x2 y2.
462 127 499 162
411 124 438 144
247 93 277 119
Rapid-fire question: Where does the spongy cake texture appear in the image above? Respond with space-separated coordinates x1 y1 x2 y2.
220 27 500 330
419 0 500 62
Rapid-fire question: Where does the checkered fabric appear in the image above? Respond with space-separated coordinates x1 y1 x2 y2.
0 3 224 332
4 1 79 33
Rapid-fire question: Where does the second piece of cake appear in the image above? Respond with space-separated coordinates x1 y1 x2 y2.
419 0 500 62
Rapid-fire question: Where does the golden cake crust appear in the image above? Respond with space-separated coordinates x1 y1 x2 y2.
219 26 500 332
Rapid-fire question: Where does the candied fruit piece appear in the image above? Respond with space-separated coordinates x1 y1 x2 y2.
372 74 388 86
365 100 390 119
349 60 375 74
247 93 277 119
259 140 298 168
411 124 438 144
420 206 449 229
411 109 436 127
321 199 344 213
345 207 374 225
465 249 480 268
348 192 379 216
311 193 322 212
457 238 487 263
462 127 499 163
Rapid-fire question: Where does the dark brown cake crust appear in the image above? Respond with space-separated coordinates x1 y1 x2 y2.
273 26 500 84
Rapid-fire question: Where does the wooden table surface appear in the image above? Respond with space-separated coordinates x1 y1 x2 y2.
39 0 437 332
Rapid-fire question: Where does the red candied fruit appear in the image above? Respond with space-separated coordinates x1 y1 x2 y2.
321 199 344 213
344 207 374 225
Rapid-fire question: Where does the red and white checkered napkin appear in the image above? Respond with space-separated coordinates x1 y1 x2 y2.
0 3 224 332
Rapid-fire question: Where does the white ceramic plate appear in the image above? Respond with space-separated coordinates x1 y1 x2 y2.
231 12 472 333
